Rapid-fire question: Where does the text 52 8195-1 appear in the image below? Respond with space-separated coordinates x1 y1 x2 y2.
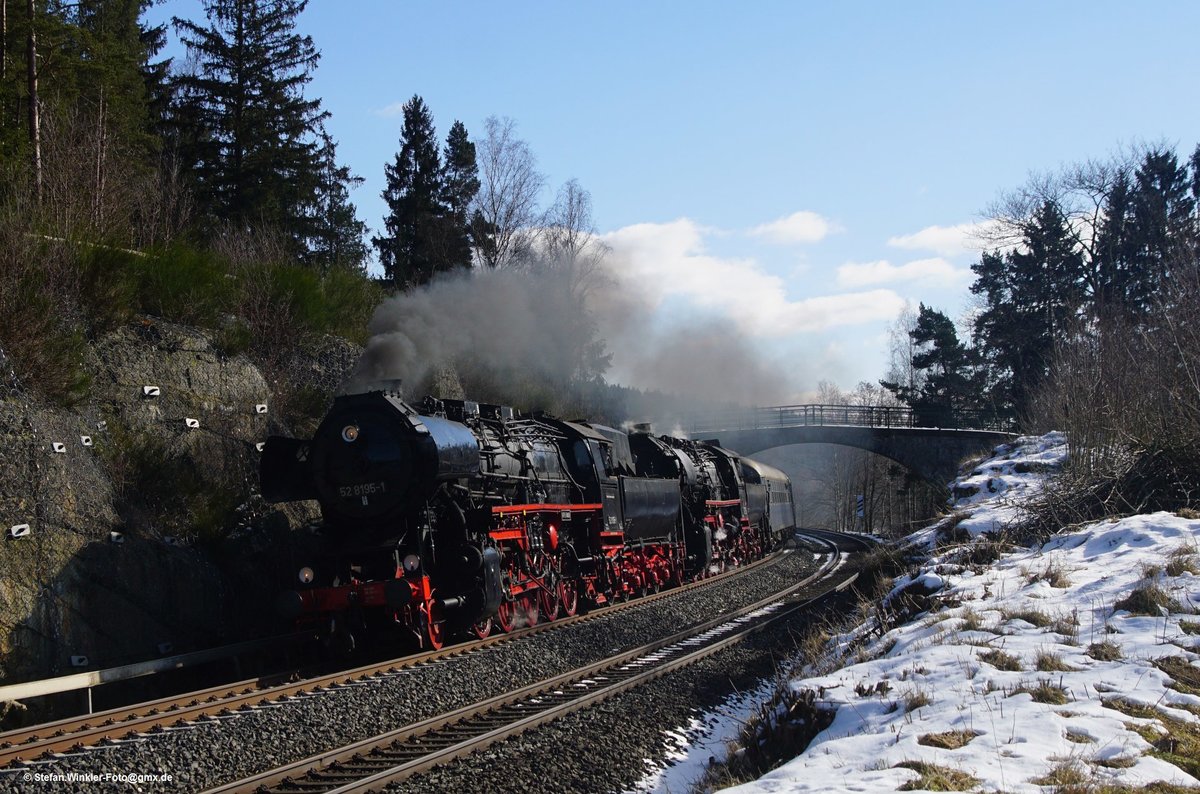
339 481 386 498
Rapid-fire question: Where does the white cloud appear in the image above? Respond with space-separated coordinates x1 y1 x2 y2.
373 102 407 118
602 219 904 337
836 257 971 288
749 210 841 244
887 221 997 257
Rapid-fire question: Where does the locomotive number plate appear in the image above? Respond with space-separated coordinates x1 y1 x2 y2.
340 481 387 498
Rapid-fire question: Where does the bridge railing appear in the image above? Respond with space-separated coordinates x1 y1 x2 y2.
686 403 1015 434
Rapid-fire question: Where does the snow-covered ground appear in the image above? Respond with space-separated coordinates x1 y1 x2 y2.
635 433 1200 793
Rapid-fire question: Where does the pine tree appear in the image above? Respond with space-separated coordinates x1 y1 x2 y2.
172 0 328 249
0 1 168 231
373 95 444 287
1124 147 1195 312
303 128 366 272
970 201 1084 420
437 119 479 271
881 304 980 427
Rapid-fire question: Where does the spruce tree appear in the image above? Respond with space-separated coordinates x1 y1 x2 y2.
882 304 980 426
304 129 367 272
373 95 444 287
1125 147 1195 313
173 0 328 249
970 201 1084 420
438 119 479 271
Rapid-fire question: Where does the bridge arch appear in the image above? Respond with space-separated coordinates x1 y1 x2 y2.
686 406 1016 486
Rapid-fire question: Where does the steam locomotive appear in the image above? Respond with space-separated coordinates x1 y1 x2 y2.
260 389 796 651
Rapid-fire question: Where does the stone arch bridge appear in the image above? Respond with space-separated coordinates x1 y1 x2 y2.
686 404 1017 486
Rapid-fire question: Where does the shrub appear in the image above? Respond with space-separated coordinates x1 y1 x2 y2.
0 234 92 405
101 423 245 544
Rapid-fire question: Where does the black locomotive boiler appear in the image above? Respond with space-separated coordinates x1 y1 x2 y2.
261 389 797 650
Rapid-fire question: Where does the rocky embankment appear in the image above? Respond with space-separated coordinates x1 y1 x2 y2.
0 320 356 714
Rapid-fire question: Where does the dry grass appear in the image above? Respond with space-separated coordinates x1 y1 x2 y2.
1104 698 1200 779
1094 755 1138 769
894 760 979 791
1025 558 1073 588
1012 678 1070 705
1064 729 1094 744
979 648 1023 671
1165 543 1199 576
1087 640 1123 661
958 607 988 632
904 689 933 713
1031 760 1090 787
1036 650 1079 672
917 730 979 750
1154 656 1200 696
1113 582 1180 616
1180 619 1200 635
1004 606 1054 628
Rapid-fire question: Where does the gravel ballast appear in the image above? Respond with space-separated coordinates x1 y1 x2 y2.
0 545 821 794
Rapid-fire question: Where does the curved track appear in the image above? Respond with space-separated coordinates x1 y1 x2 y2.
0 539 802 770
205 531 864 793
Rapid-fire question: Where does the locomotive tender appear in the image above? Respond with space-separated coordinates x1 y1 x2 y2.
261 389 796 651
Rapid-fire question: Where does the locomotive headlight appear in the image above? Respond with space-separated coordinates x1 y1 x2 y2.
341 425 359 443
402 554 421 573
298 566 315 584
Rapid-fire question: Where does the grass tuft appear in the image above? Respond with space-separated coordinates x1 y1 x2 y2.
917 730 979 750
1165 542 1199 577
958 607 987 632
1004 607 1054 628
1036 650 1078 673
1012 678 1070 705
904 689 933 713
895 760 979 791
1087 640 1123 661
979 648 1023 671
1025 558 1072 588
1031 760 1089 787
1113 582 1180 616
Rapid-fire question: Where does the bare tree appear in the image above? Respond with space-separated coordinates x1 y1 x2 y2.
883 302 923 400
539 178 611 301
26 0 40 203
981 149 1151 304
471 115 544 269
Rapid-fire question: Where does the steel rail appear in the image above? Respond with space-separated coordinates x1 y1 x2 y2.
207 534 851 794
0 537 801 768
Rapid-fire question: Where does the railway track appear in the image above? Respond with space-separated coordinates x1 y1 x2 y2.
0 536 816 771
205 531 862 794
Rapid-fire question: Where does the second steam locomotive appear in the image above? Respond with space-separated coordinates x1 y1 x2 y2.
261 389 796 651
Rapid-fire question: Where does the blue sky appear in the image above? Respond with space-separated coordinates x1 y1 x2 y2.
147 1 1200 400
